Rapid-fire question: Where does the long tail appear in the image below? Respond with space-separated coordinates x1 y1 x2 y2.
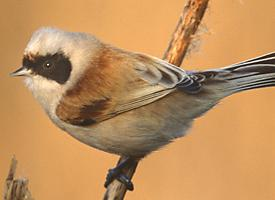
182 52 275 97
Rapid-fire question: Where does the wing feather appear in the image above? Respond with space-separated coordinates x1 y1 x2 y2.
56 48 189 125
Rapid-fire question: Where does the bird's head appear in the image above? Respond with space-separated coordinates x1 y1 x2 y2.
11 27 101 99
10 27 102 110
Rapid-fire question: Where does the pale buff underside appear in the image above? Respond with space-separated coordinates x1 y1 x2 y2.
25 73 219 157
49 91 218 157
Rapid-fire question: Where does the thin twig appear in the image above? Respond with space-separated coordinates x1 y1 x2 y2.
103 0 209 199
163 0 209 65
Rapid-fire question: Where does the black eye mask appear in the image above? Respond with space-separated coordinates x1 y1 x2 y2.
23 52 72 84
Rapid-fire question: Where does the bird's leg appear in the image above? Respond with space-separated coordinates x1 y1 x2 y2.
104 157 137 191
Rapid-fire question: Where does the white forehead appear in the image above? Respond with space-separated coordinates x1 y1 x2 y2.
23 27 102 101
24 27 100 56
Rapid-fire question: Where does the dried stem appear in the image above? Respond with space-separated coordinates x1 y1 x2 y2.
103 0 209 199
163 0 209 65
3 157 34 200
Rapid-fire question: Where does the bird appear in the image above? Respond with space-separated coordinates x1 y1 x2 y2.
11 27 275 190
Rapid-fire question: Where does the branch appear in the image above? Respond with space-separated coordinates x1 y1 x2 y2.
163 0 209 65
103 157 138 200
103 0 209 199
3 157 34 200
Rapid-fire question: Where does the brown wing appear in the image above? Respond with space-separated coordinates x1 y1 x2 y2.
56 45 189 126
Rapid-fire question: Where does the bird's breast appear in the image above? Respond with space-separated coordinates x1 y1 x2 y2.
49 92 198 157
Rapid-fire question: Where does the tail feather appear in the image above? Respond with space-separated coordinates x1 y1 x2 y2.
224 52 275 69
228 77 275 92
182 52 275 95
221 52 275 93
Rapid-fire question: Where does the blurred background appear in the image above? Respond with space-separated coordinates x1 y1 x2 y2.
1 0 275 199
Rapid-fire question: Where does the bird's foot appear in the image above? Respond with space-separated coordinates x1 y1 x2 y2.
104 168 134 191
104 157 135 191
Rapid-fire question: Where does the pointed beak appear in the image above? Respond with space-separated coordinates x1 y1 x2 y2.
10 66 31 77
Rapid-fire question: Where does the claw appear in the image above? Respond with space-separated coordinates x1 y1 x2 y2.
104 157 136 191
104 168 134 190
117 174 134 191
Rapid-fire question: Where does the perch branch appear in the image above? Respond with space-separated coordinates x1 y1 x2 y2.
103 0 209 199
163 0 209 66
3 157 33 200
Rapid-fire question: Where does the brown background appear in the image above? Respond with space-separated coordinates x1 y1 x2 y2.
1 0 275 199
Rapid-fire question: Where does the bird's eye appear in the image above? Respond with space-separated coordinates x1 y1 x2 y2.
43 61 54 69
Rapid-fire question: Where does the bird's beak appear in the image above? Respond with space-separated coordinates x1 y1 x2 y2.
10 66 31 77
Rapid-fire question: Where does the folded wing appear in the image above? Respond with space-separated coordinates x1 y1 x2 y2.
56 48 190 126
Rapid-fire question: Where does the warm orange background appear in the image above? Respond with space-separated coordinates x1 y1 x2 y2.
1 1 275 199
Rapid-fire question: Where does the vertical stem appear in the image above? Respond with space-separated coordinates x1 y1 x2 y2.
163 0 209 65
103 157 138 200
103 0 209 199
